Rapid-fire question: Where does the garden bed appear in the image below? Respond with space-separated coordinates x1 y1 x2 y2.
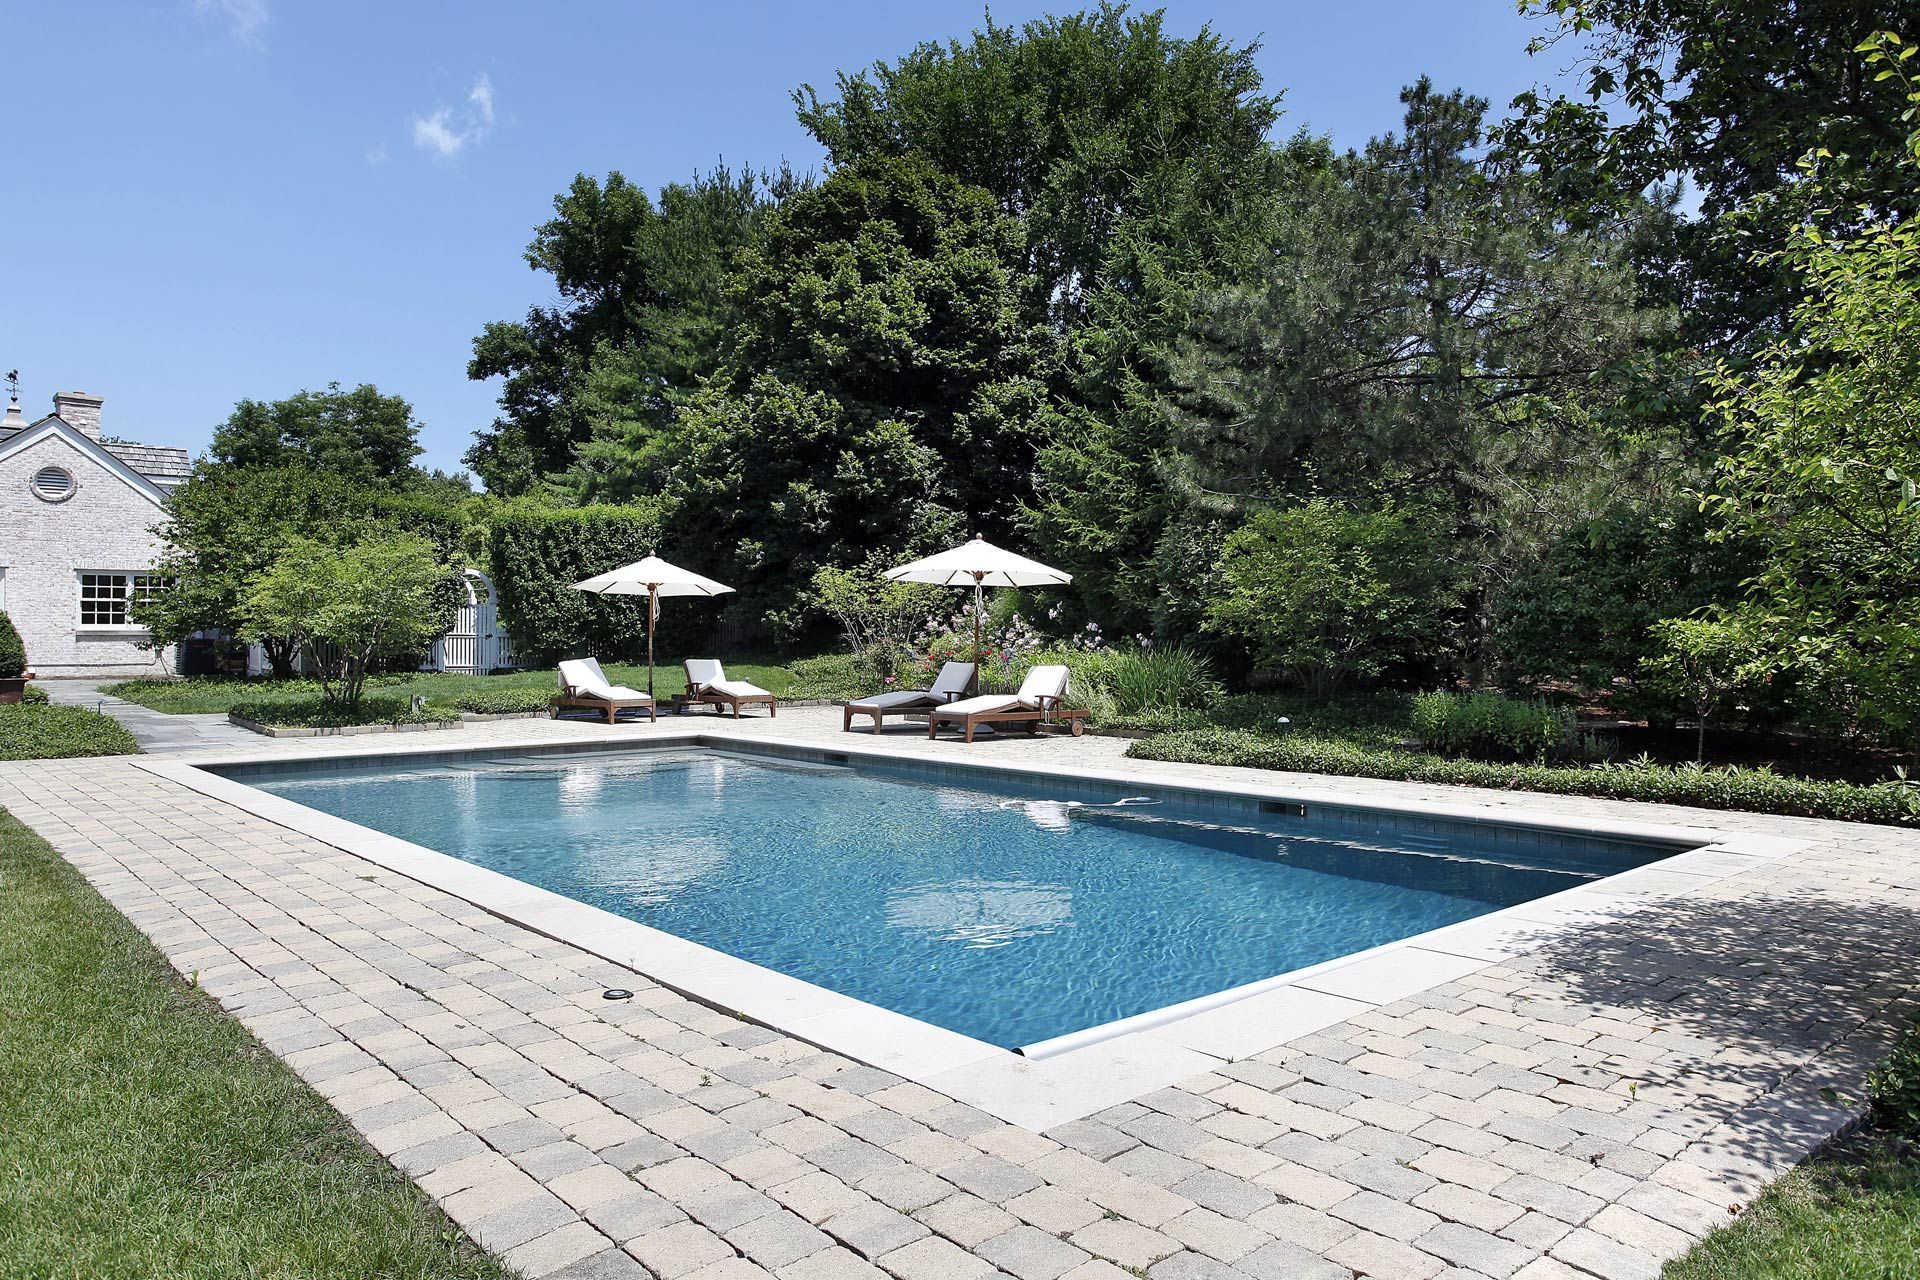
1128 726 1920 827
0 702 141 760
228 713 464 738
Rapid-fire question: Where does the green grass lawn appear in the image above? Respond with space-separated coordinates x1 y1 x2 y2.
105 657 810 718
0 806 513 1280
1664 1130 1920 1279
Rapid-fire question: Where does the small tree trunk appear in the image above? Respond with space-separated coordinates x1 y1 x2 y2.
264 635 298 679
1695 716 1706 763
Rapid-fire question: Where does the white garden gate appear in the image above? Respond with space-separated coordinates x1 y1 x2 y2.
422 569 519 674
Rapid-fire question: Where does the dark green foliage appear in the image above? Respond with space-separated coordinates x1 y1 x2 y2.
210 382 441 488
0 809 515 1280
1129 728 1920 826
449 687 554 715
1064 646 1222 720
1409 691 1597 763
20 685 49 705
0 612 25 679
485 501 675 663
1493 503 1747 691
227 696 452 729
468 166 788 492
784 653 875 700
728 157 1048 536
1506 1 1920 345
1869 1020 1920 1137
1207 501 1462 700
796 3 1283 329
668 375 957 633
0 705 141 760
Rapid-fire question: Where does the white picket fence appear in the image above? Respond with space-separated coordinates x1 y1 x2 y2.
422 569 519 674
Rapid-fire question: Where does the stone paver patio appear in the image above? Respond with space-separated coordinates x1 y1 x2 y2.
5 707 1917 1280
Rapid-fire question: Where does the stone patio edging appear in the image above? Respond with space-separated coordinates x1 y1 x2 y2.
135 732 1813 1131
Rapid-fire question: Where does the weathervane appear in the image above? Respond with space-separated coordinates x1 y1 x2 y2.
5 370 17 406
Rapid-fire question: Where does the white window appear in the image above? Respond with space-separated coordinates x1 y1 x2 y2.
77 572 164 629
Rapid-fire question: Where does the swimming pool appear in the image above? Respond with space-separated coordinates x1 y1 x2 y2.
233 747 1681 1051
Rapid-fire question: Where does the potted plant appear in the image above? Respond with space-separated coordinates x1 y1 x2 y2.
0 610 27 704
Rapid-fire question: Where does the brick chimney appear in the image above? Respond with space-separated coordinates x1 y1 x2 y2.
52 390 104 439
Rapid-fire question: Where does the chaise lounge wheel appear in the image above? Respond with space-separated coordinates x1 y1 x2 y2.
1071 720 1085 736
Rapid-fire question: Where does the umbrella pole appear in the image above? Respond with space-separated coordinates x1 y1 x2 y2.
646 585 657 698
973 576 984 665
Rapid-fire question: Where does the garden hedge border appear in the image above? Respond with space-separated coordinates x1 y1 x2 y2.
1128 728 1920 827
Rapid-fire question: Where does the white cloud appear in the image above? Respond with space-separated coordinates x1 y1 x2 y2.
193 0 268 48
365 144 391 167
410 74 496 160
469 74 495 127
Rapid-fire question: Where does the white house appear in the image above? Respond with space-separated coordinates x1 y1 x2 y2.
0 388 189 677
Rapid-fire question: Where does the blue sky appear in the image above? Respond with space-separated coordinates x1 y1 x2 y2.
10 2 1575 477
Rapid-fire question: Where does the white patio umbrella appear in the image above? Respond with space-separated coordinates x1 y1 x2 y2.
571 555 734 696
884 536 1072 664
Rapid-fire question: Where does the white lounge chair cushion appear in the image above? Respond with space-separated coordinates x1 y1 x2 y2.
709 679 771 699
933 692 1023 717
935 665 1070 718
847 661 976 712
558 658 652 703
685 658 770 699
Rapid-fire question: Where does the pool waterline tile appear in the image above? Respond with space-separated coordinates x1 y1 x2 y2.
128 733 1780 1127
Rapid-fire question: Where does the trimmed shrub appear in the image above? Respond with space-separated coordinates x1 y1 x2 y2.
1410 691 1601 762
1867 1019 1920 1137
450 687 556 715
21 685 50 705
0 705 141 759
487 501 675 664
1127 728 1920 827
786 653 875 700
228 696 452 729
0 611 26 679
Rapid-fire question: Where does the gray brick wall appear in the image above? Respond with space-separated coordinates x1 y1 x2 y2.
0 432 174 677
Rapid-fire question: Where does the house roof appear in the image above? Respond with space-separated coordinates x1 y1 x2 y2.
0 417 172 506
0 415 190 489
100 440 192 485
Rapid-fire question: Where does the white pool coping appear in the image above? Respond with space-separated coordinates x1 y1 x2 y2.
134 732 1814 1130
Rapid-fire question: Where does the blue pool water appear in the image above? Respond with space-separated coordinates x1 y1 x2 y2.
240 750 1670 1048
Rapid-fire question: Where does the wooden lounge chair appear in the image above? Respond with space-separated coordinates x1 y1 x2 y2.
552 658 656 724
684 659 777 718
842 661 976 732
926 664 1088 742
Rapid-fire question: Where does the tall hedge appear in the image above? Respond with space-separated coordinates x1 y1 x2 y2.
488 501 680 663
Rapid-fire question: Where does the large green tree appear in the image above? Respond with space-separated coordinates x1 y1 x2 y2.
210 382 437 486
795 3 1284 329
137 466 384 676
1506 0 1920 346
467 166 790 492
588 158 1050 624
1034 82 1666 642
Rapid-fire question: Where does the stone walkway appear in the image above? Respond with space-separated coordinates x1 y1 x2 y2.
37 678 264 751
4 709 1917 1280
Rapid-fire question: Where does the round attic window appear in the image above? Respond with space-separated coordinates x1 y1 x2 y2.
31 465 76 503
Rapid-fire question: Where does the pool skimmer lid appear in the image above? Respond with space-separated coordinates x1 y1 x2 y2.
602 988 634 1001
